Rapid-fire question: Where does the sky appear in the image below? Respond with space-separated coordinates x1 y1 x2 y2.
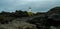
0 0 60 12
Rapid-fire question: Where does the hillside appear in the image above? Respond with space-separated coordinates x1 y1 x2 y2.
0 6 60 29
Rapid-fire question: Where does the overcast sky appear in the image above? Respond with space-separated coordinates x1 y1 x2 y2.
0 0 60 12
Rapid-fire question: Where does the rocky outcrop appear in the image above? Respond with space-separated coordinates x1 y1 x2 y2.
47 7 60 15
28 7 60 29
0 6 60 29
47 7 60 21
0 20 37 29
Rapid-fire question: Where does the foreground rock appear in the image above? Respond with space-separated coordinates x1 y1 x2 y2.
0 20 37 29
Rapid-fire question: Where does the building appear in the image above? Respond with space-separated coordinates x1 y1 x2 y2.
28 7 33 17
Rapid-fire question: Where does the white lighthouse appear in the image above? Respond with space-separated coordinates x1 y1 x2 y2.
28 7 32 12
28 7 33 17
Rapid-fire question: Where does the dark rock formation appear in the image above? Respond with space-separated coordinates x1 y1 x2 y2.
28 7 60 29
47 7 60 15
0 6 60 29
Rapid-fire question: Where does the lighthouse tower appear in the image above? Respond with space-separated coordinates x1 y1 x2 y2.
28 7 33 17
28 7 32 12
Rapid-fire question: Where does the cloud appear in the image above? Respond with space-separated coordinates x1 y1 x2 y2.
0 0 60 12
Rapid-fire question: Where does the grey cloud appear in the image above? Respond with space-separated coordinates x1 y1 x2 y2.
0 0 60 12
